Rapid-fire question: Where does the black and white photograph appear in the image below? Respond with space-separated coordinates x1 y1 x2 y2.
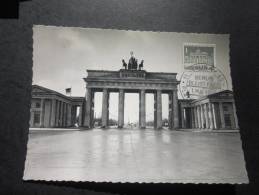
23 25 248 183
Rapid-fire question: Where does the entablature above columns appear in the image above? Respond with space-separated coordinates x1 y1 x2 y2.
32 95 84 106
190 98 234 107
86 81 178 91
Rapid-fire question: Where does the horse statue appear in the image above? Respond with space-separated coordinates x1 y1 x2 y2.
122 59 127 69
138 60 144 70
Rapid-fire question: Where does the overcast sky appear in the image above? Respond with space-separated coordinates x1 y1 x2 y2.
33 25 230 123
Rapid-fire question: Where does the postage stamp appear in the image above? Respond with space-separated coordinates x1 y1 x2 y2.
180 43 228 99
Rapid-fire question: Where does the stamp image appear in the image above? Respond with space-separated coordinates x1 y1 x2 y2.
183 43 216 70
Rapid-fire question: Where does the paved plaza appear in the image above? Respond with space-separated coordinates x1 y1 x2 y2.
23 129 248 183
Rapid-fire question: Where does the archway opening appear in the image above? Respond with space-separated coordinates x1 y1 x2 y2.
92 92 102 127
146 93 154 129
124 93 139 129
162 94 169 129
108 92 118 127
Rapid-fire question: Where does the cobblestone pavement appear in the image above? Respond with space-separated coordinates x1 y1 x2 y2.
23 128 248 183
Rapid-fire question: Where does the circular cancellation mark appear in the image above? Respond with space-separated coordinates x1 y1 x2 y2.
179 66 228 99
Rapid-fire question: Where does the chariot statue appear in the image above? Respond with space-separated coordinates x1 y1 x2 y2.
122 51 144 71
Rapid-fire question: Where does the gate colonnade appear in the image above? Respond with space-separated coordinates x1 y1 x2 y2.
81 69 180 129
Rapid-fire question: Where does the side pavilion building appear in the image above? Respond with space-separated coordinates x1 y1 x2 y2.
30 85 84 128
179 90 239 130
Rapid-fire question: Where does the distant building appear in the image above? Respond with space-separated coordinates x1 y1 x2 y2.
30 85 84 128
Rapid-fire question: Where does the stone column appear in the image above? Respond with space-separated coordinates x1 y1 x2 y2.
61 103 63 127
91 92 95 128
55 100 60 126
156 90 162 129
60 101 64 127
63 103 66 127
50 99 56 127
67 104 72 127
154 92 157 128
181 107 185 128
102 88 109 128
197 106 201 129
66 103 68 126
192 107 196 128
139 89 146 129
40 99 45 127
172 90 179 129
194 106 198 128
212 103 217 129
219 102 225 129
107 92 110 127
190 107 194 128
63 103 67 127
232 102 239 129
118 89 125 128
208 103 214 129
204 103 209 129
78 105 83 126
84 88 93 128
66 103 69 126
168 93 172 129
200 104 205 128
191 107 195 128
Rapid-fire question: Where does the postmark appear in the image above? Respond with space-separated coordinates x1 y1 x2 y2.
180 43 228 99
179 68 228 99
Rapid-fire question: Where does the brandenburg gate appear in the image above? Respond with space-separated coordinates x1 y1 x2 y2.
82 53 180 129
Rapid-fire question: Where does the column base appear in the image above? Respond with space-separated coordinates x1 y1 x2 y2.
140 126 146 129
118 125 124 129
